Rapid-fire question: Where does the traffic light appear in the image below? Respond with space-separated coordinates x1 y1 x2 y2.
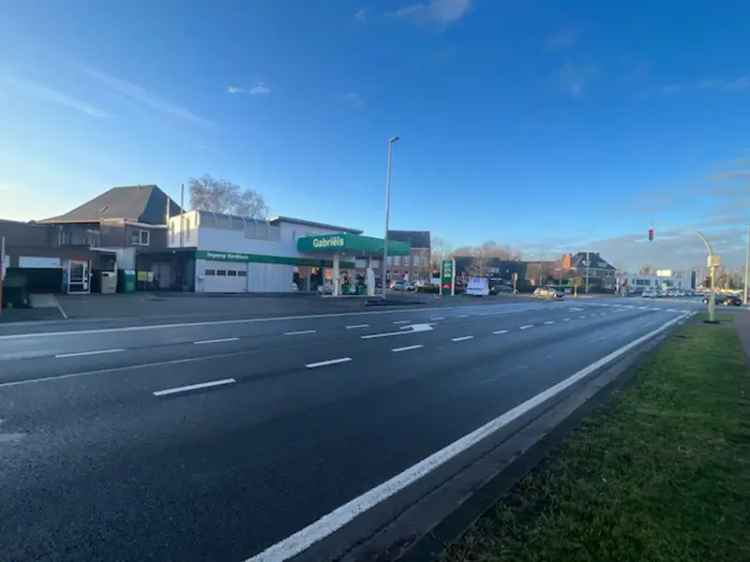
648 227 654 241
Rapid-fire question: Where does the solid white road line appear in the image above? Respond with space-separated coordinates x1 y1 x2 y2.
519 324 534 330
392 344 424 353
392 320 410 325
544 321 555 325
451 336 474 342
284 330 317 336
246 312 693 562
0 304 520 341
153 378 236 397
430 316 445 321
193 337 240 345
492 329 508 335
305 357 352 369
345 324 370 329
55 348 124 359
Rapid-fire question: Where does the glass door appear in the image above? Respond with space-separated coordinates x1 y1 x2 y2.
68 260 90 294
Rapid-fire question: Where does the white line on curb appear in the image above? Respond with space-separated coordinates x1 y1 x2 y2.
305 357 352 369
153 378 236 396
392 345 423 353
284 330 317 336
193 337 239 345
245 312 693 562
451 336 474 342
55 348 124 359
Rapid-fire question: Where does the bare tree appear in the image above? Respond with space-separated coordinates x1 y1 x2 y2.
189 175 268 218
431 236 453 268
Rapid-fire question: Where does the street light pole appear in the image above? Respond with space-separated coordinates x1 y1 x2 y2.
382 136 399 298
584 251 590 294
744 224 750 305
696 231 718 323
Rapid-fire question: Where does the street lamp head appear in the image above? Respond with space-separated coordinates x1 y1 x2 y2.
389 136 400 144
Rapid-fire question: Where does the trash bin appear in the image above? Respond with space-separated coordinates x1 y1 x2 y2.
100 271 117 294
117 269 136 293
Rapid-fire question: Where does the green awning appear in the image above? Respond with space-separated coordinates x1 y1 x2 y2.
297 233 410 256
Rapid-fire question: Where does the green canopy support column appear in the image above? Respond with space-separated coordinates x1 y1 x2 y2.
333 254 340 297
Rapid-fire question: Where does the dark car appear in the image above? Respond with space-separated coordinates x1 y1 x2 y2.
722 294 742 306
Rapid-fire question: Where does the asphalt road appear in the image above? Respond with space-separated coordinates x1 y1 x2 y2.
0 296 703 561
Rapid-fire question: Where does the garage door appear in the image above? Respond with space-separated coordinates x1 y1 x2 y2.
199 260 248 293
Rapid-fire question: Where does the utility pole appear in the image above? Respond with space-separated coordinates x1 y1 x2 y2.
744 224 750 305
180 183 185 248
0 236 5 316
381 136 399 298
584 251 590 294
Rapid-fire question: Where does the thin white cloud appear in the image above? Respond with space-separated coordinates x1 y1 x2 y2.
83 67 213 127
695 76 750 92
354 8 368 22
342 92 366 111
558 62 598 98
546 27 580 50
4 76 109 118
390 0 471 28
226 82 271 96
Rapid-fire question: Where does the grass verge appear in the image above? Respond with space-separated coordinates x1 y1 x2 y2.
443 315 750 562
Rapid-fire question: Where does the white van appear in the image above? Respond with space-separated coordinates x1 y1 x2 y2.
466 276 490 296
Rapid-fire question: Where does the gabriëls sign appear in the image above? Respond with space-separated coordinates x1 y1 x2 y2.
312 236 345 249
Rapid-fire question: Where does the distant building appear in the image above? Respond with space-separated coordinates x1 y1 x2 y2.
386 230 431 282
561 252 616 291
619 269 694 293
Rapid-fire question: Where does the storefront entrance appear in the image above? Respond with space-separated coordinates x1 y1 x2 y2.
68 260 90 294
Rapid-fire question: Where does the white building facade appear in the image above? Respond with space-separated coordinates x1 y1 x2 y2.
167 211 362 293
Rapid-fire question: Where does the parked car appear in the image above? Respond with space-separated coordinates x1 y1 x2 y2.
317 283 334 295
490 284 513 294
722 294 742 306
642 289 659 298
391 280 415 291
533 287 563 299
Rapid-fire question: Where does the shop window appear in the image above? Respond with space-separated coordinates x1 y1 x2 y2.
205 269 216 276
227 270 238 277
217 270 227 276
238 271 248 277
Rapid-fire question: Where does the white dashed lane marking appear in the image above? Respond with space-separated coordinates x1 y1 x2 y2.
306 357 352 369
392 345 424 353
345 324 369 330
193 337 240 345
544 321 555 325
284 330 317 336
519 325 534 330
153 378 236 397
55 348 124 359
451 336 474 342
492 330 508 335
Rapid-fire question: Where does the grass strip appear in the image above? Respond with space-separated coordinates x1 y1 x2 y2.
444 315 750 562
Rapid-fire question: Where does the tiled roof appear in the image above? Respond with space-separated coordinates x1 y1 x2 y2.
41 185 180 225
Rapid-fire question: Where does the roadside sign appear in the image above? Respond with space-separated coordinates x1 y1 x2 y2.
440 259 455 296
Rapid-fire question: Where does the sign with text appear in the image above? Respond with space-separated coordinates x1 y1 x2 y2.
440 259 455 296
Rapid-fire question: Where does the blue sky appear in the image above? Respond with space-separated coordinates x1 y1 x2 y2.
2 0 750 271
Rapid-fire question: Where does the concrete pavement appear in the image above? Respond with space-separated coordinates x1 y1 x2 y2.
0 296 703 561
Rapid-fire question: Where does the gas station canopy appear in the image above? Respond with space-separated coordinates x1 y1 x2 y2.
297 233 410 257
